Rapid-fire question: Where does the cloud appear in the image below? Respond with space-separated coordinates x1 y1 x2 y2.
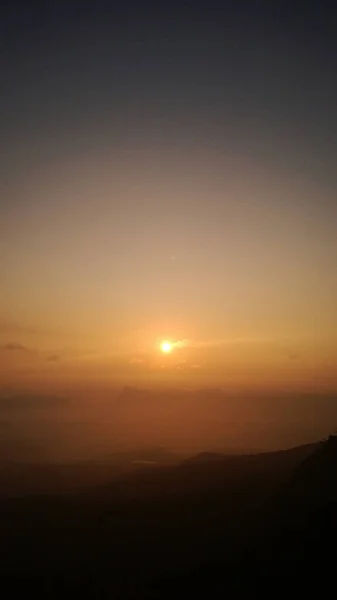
174 336 295 350
2 342 30 352
172 339 191 349
46 354 60 362
192 337 264 348
172 337 261 351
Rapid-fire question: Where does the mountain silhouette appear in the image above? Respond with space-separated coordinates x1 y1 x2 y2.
284 433 337 504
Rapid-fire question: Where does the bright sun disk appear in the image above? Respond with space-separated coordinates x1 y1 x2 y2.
160 340 172 353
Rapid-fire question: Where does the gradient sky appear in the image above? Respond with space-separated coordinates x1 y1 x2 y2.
1 0 337 392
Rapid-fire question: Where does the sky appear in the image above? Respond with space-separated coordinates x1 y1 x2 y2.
1 0 337 395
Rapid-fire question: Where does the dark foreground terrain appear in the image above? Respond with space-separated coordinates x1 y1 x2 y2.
0 437 336 598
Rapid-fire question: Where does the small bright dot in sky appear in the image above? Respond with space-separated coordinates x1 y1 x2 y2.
160 340 172 353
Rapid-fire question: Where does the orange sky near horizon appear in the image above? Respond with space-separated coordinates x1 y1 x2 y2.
1 150 337 394
1 5 337 398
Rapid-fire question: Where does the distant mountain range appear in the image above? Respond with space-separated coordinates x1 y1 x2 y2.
0 435 336 598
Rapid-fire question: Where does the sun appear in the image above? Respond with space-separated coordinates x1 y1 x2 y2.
160 340 172 353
